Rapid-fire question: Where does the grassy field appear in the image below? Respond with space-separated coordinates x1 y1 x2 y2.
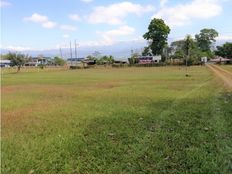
219 65 232 72
1 66 232 173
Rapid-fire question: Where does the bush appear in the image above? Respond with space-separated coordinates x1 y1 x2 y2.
38 64 46 69
69 66 81 69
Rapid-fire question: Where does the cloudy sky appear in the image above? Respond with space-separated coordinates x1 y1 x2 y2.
1 0 232 52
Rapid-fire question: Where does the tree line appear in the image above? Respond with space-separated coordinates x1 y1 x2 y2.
1 53 65 72
2 18 232 71
142 18 232 65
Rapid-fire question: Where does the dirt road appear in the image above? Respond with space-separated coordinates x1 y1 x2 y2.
207 64 232 89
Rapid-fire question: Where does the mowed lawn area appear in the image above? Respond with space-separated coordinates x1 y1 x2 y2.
1 66 232 173
220 65 232 72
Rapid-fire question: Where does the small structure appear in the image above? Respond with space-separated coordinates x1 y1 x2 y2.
138 56 161 64
0 60 11 67
38 57 48 65
67 58 85 66
82 59 96 65
114 60 127 65
25 57 53 66
25 58 40 66
209 56 231 64
67 58 88 68
201 57 207 64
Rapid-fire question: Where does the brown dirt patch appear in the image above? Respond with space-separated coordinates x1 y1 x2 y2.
207 64 232 89
95 82 121 89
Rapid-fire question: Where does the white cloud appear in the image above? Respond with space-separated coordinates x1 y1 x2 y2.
73 25 136 47
2 45 32 51
160 0 168 7
69 14 81 21
81 0 93 3
63 34 70 38
97 25 135 45
0 0 11 8
216 35 232 41
60 25 77 31
42 21 57 29
24 13 78 31
102 25 135 37
24 13 57 29
153 0 222 27
88 2 155 25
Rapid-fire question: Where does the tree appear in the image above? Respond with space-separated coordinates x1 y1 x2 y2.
128 52 139 65
86 55 96 60
143 18 170 55
215 42 232 58
6 52 28 72
142 46 152 56
54 56 65 66
96 55 114 65
195 28 218 52
170 35 205 65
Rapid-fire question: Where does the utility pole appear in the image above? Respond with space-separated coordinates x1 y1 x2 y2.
59 47 63 58
70 41 73 59
74 40 77 59
70 41 73 66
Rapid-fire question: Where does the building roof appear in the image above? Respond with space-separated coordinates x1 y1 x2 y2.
67 58 85 61
210 57 231 62
0 60 11 63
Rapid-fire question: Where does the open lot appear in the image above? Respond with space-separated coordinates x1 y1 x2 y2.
1 66 232 173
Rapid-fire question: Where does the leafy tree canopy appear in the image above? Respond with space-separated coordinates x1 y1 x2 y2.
215 42 232 58
5 52 28 72
54 56 65 66
96 55 114 65
143 18 170 55
195 28 218 52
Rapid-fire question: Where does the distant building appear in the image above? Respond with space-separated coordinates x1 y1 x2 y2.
25 58 39 66
201 57 207 64
138 56 161 64
67 58 85 65
82 59 96 65
0 60 11 67
209 56 231 64
25 57 53 66
114 60 128 65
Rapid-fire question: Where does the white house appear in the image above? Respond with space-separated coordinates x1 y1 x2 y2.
0 60 11 67
138 55 162 64
201 57 207 63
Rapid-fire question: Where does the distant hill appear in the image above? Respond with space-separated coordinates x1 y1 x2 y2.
1 39 231 59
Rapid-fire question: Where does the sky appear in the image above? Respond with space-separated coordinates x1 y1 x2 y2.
1 0 232 55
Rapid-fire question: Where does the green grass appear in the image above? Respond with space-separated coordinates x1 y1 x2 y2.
1 66 232 173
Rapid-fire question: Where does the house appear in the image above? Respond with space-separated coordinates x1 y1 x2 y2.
0 60 11 67
67 58 88 68
82 59 96 65
25 57 53 66
201 57 207 63
25 57 40 66
138 56 161 64
114 60 128 65
209 56 231 64
67 58 85 66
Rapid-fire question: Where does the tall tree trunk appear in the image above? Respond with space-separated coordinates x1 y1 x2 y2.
17 65 21 72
